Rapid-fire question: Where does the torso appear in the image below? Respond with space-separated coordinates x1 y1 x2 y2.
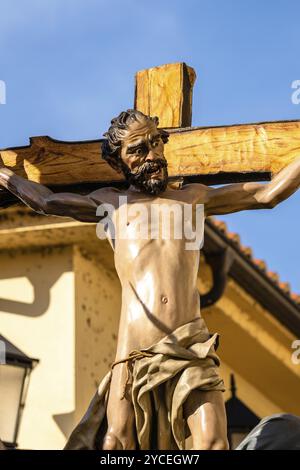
93 184 207 355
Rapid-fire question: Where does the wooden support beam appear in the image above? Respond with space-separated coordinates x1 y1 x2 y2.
1 120 300 190
166 120 300 180
135 62 196 127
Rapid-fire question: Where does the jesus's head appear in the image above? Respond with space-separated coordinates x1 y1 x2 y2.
102 109 169 195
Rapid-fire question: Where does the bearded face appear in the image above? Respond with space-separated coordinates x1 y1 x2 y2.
119 119 169 195
121 156 168 195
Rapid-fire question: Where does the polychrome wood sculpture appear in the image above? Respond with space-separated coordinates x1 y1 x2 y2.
1 63 300 450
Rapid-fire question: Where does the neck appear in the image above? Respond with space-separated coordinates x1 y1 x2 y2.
128 184 142 193
128 180 183 196
128 183 177 195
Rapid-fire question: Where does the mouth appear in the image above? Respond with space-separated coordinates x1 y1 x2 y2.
146 165 163 178
125 159 168 191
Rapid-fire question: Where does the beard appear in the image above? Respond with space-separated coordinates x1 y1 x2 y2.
122 157 169 195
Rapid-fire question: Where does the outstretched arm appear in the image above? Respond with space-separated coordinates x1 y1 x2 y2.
0 167 103 222
203 156 300 216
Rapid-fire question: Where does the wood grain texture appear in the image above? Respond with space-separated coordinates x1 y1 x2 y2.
1 120 300 190
165 120 300 177
0 136 123 185
135 62 196 127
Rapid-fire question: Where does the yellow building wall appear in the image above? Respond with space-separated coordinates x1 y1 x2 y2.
0 246 75 449
73 244 121 422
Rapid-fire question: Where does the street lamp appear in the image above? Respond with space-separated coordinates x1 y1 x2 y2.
0 334 38 448
225 374 260 449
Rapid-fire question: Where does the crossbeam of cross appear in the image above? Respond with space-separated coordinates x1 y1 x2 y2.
1 62 300 207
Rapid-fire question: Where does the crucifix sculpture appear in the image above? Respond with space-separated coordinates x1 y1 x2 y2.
1 63 300 450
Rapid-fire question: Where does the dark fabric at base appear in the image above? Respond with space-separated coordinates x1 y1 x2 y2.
237 413 300 450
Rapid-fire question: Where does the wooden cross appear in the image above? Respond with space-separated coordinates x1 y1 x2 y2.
1 62 300 207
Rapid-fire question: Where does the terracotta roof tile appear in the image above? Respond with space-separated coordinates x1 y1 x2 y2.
291 292 300 304
267 271 280 283
253 258 267 272
208 217 300 306
227 232 241 245
241 246 253 259
278 281 291 295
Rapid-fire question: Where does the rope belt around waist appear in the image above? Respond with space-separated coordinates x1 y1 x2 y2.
111 350 154 400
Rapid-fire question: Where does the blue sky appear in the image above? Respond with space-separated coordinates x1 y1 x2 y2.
0 0 299 292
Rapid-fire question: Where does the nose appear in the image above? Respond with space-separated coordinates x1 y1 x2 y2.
146 150 157 162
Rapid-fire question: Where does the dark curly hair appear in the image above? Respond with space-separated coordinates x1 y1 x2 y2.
101 109 169 172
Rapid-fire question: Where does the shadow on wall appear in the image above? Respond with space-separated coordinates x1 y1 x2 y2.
0 246 70 317
52 411 76 440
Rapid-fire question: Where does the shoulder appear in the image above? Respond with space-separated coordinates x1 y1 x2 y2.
181 182 210 192
180 183 211 203
88 186 123 206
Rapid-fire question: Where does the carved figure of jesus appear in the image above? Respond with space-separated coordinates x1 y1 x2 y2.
1 110 300 450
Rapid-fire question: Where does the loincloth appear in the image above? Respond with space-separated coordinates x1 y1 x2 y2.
64 317 225 450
